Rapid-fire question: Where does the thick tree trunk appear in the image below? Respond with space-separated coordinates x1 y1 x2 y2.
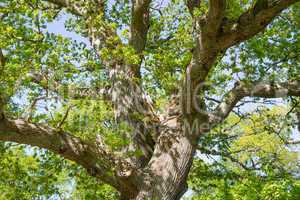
109 64 159 167
129 137 194 200
118 107 197 200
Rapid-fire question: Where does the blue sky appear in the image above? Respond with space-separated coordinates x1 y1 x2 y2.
47 14 89 44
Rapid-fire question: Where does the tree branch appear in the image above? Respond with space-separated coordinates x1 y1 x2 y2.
0 118 139 192
0 98 4 120
0 49 6 118
186 0 298 88
207 0 226 36
186 0 201 16
186 1 226 84
211 80 300 122
197 146 260 170
217 0 300 50
286 140 300 145
56 105 74 129
130 0 152 54
44 0 85 16
0 49 5 69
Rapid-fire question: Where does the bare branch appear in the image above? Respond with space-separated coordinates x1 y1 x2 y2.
185 0 297 89
22 96 48 121
211 80 300 122
217 0 300 50
56 105 74 129
286 140 300 145
197 146 260 170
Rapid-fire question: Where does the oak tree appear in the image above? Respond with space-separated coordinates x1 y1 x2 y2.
0 0 300 199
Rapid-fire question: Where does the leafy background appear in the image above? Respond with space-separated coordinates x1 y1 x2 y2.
0 0 299 199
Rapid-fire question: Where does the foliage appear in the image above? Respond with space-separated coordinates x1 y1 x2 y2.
187 106 300 200
0 0 299 199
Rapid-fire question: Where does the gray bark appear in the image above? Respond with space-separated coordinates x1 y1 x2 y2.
1 0 299 199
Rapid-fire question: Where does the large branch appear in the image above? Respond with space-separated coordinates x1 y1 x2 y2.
0 49 6 117
186 1 226 84
212 80 300 122
0 118 139 193
207 0 226 36
217 0 300 50
186 0 298 86
104 0 158 166
130 0 151 54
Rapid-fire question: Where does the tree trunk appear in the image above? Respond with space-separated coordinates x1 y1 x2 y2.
130 137 195 200
119 108 196 200
148 137 194 200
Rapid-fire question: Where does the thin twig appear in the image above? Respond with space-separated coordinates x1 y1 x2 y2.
56 105 74 129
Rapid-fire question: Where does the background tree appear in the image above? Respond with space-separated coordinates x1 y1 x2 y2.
0 0 300 199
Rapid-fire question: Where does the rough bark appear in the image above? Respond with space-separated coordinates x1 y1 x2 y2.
217 0 299 50
85 0 156 168
131 113 199 200
0 118 142 196
135 136 195 200
130 0 151 54
1 0 300 200
108 64 159 167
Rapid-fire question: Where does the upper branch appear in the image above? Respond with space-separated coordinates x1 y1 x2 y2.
130 0 152 54
197 146 260 170
0 118 138 191
0 49 6 117
0 49 5 69
186 0 201 16
211 80 300 122
186 0 298 85
186 1 226 83
207 0 226 36
286 140 300 145
217 0 300 50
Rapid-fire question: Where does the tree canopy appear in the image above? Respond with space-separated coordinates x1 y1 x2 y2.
0 0 300 199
